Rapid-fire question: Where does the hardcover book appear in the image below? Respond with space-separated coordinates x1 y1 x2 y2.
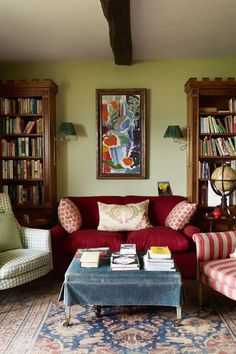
75 247 109 258
110 253 140 270
80 251 100 268
120 244 136 255
149 246 171 259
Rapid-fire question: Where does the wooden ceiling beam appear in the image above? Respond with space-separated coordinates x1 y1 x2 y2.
100 0 132 65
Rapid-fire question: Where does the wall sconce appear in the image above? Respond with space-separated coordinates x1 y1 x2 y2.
57 122 76 141
163 125 187 150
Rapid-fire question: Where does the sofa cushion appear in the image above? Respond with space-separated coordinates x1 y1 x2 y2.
97 200 152 231
126 226 190 252
58 198 82 233
68 196 124 229
124 195 186 226
165 201 197 230
0 213 23 252
64 229 127 254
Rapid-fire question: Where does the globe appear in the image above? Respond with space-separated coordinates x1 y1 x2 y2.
211 165 236 192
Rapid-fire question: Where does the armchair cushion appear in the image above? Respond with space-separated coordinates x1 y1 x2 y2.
0 212 23 251
0 249 50 279
200 258 236 287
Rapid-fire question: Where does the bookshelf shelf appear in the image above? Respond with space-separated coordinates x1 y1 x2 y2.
0 80 58 227
185 77 236 216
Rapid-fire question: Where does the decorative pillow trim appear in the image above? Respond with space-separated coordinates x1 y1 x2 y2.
97 199 152 231
165 200 197 231
58 198 82 233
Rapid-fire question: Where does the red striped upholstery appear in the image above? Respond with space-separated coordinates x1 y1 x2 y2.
193 231 236 301
193 231 236 262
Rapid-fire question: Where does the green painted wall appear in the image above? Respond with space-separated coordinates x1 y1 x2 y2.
1 58 236 199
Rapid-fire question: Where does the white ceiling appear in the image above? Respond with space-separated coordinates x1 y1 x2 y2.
1 0 236 62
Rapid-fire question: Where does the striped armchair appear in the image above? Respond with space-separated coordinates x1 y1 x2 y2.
0 193 53 290
193 231 236 306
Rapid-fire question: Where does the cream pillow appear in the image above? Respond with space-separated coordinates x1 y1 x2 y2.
165 200 197 230
58 198 82 233
97 200 152 231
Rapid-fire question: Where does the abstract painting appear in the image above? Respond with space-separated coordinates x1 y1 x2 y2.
96 88 147 179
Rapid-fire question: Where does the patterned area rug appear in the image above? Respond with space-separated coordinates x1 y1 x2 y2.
0 279 236 354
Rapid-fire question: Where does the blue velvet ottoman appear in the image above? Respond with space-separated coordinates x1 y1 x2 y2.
59 256 183 325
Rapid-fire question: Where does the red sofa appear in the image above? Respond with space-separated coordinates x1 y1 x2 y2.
51 195 200 278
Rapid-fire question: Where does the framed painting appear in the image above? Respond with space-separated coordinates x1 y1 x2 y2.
96 88 147 179
157 181 172 196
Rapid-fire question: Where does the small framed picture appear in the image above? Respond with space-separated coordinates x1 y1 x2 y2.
158 181 172 196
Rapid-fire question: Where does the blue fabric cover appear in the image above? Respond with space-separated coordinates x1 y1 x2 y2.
60 257 183 308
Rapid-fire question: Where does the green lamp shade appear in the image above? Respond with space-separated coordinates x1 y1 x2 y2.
58 122 76 136
163 125 183 139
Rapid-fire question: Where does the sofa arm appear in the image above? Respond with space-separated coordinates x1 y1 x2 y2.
182 224 200 239
51 224 68 238
21 227 51 252
192 231 236 262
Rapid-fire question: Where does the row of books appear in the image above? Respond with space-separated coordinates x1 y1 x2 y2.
199 136 236 157
2 159 43 180
229 97 236 113
200 115 236 134
199 160 236 180
2 137 43 157
143 246 176 271
3 183 43 205
0 97 42 115
1 117 43 134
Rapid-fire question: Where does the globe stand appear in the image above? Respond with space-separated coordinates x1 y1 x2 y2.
210 179 236 218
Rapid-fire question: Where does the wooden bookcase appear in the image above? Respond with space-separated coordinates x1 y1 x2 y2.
185 77 236 213
0 80 58 227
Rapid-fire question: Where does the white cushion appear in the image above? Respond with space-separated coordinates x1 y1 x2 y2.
97 200 152 231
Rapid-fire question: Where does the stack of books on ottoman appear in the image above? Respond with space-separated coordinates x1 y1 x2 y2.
110 244 140 271
76 247 110 268
143 246 176 271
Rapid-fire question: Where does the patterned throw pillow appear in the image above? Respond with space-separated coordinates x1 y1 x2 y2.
165 201 197 230
58 198 82 233
97 200 152 231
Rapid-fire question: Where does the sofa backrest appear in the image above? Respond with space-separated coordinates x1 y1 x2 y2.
124 195 186 226
68 196 124 229
67 195 186 229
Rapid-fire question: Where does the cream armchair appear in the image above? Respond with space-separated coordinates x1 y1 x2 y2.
0 193 53 290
